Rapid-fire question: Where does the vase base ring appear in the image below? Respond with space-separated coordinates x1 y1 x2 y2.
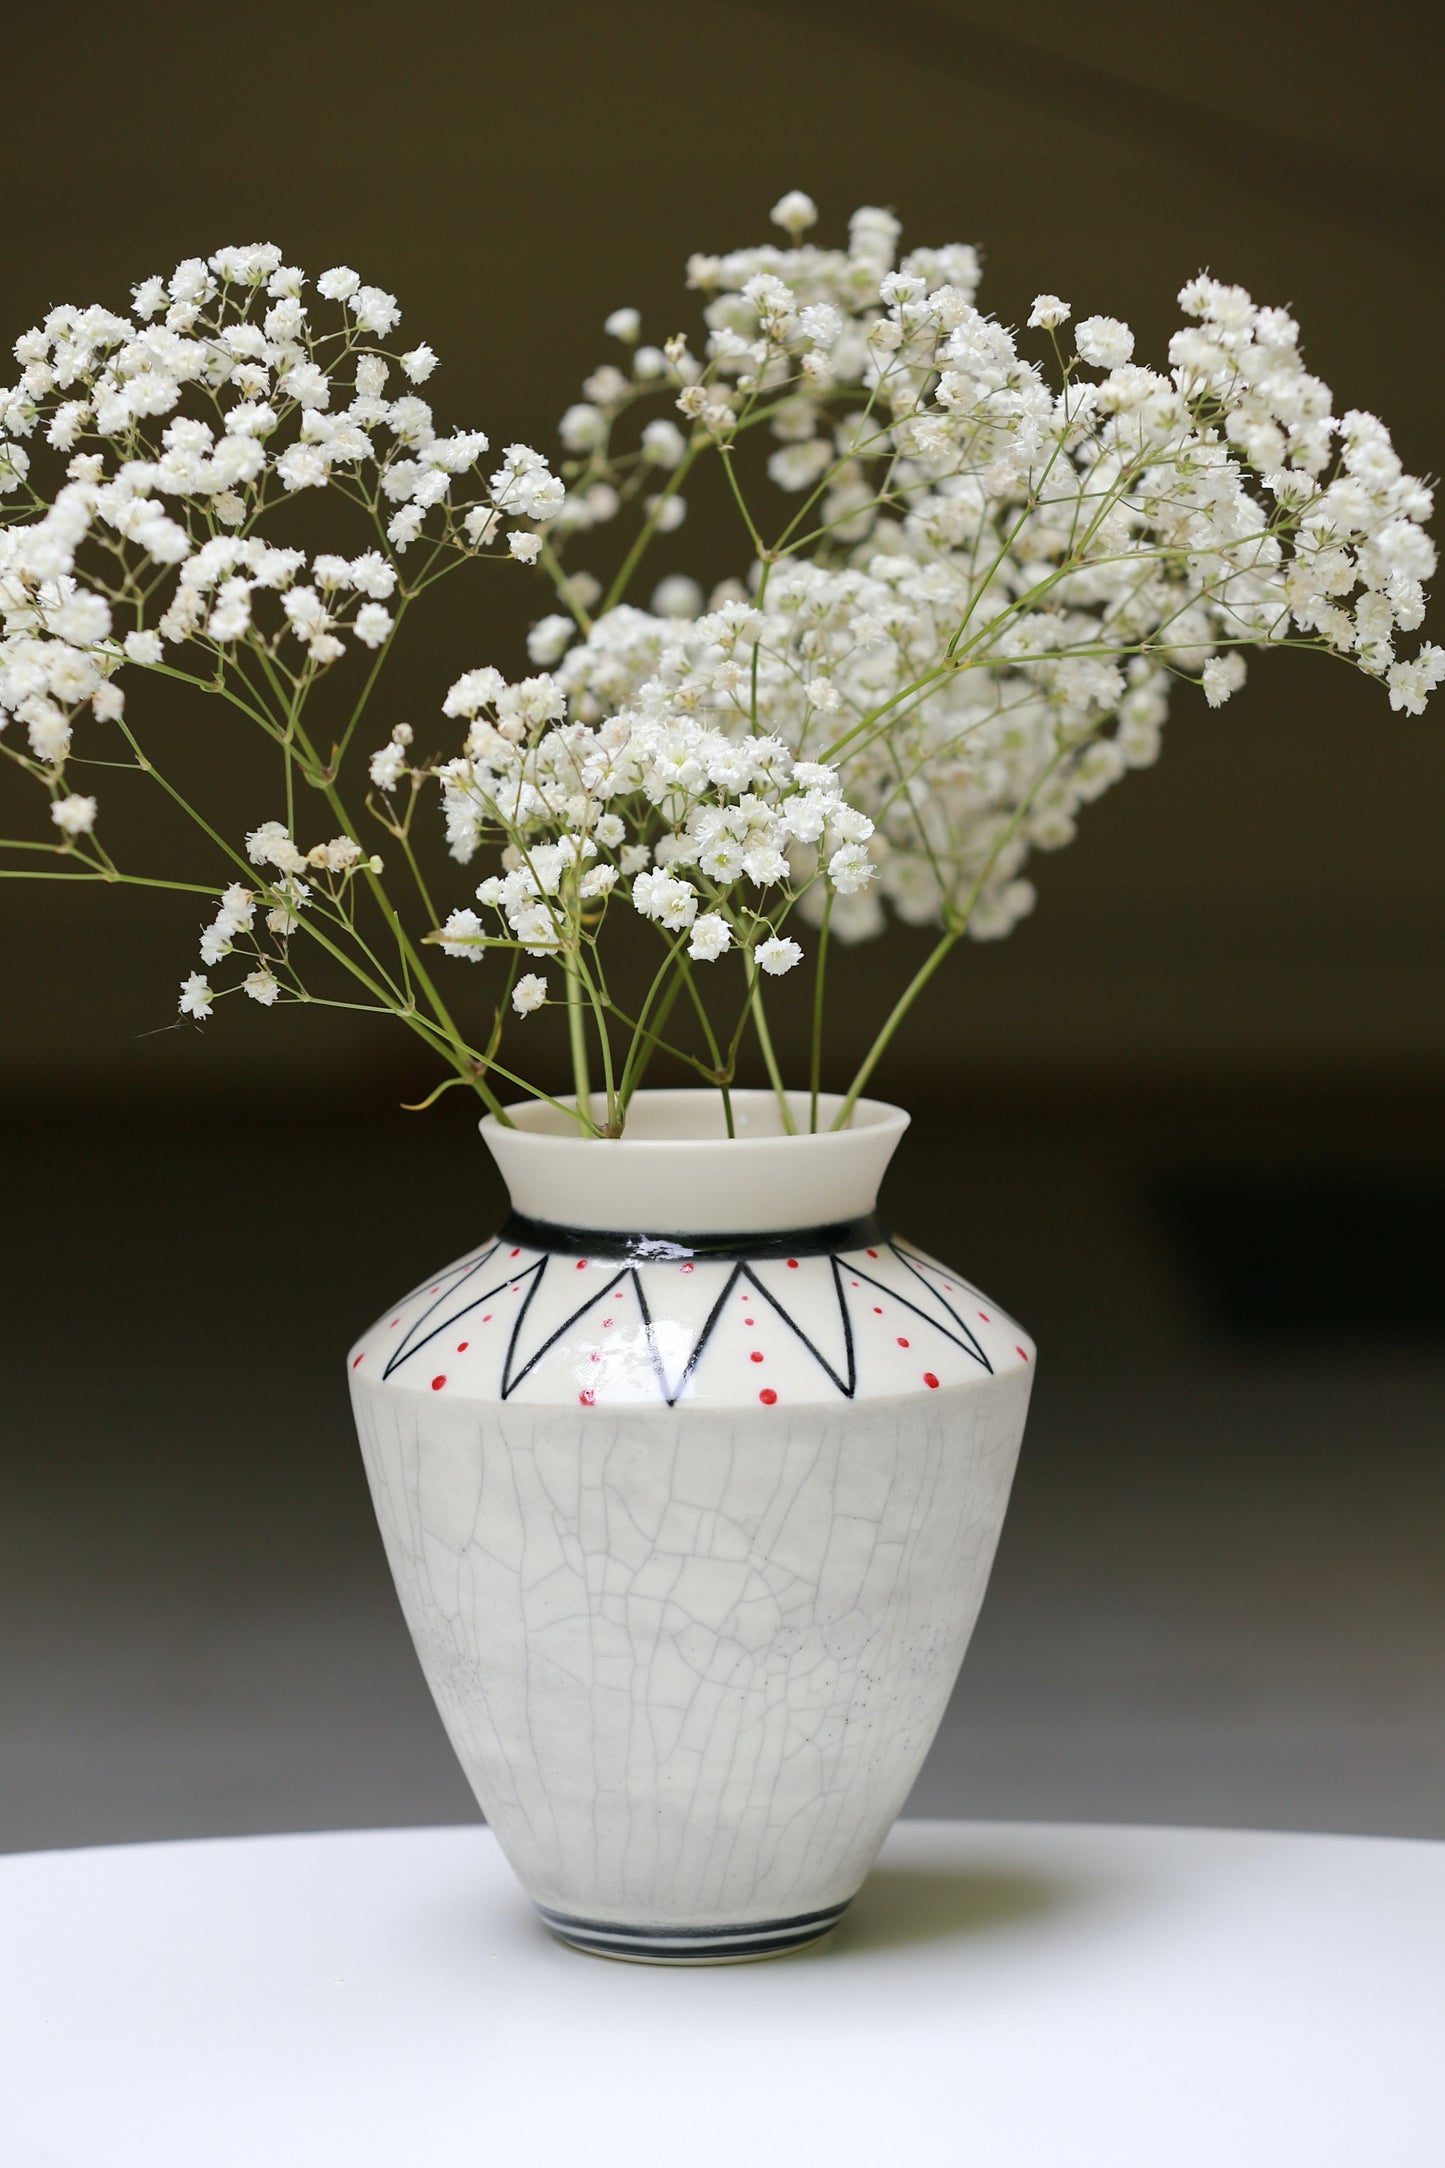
534 1898 851 1965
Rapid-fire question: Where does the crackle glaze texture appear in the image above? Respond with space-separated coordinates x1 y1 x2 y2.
348 1094 1033 1960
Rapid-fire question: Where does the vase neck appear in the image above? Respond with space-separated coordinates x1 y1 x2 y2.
480 1090 910 1238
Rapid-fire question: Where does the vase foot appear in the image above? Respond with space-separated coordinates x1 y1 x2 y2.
534 1899 851 1964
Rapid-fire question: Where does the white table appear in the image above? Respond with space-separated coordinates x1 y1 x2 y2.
2 1820 1441 2167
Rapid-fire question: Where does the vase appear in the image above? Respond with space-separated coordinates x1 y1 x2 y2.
348 1089 1033 1962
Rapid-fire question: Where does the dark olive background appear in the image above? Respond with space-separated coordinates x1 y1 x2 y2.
1 0 1442 1851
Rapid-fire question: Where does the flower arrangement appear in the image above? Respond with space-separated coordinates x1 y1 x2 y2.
2 197 1437 1137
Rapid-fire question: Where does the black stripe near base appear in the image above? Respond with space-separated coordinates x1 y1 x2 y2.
535 1898 847 1939
551 1921 839 1962
535 1897 851 1962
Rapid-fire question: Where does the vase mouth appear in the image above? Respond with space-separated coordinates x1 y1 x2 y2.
480 1089 910 1237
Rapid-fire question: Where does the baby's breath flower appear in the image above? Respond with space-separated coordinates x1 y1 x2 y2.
438 907 486 959
828 841 876 893
688 913 732 962
1075 315 1134 367
369 740 408 790
770 190 819 238
632 869 698 929
1201 654 1247 707
246 820 308 875
1 205 1437 1113
755 935 803 976
50 793 97 836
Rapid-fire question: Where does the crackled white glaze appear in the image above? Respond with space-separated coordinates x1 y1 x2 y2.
349 1092 1033 1960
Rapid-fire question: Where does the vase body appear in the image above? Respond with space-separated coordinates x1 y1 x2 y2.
348 1091 1033 1961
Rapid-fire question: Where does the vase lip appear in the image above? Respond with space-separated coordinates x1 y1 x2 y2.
480 1089 910 1237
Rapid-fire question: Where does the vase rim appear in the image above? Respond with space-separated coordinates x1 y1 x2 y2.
480 1089 910 1236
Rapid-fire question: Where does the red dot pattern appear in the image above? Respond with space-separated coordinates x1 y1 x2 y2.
385 1241 1016 1408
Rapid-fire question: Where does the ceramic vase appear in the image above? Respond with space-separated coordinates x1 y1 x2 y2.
348 1090 1033 1962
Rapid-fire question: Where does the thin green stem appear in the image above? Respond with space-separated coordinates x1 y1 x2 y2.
566 950 593 1130
749 978 795 1132
809 886 832 1134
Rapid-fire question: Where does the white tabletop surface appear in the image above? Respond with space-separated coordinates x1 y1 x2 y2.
2 1818 1441 2168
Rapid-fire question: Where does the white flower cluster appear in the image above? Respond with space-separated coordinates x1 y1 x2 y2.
173 819 383 1020
405 659 876 1005
0 208 1436 1134
0 242 559 797
529 198 1439 942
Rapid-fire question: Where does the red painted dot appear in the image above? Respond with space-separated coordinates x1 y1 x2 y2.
510 1247 520 1258
680 1261 694 1273
867 1247 878 1259
750 1350 764 1363
979 1311 990 1322
944 1283 954 1293
390 1317 400 1329
759 1387 777 1405
429 1284 439 1294
575 1259 588 1271
482 1314 493 1324
786 1258 798 1269
923 1372 940 1390
511 1285 521 1294
744 1315 756 1327
589 1351 600 1363
851 1279 859 1288
456 1341 469 1352
579 1388 595 1406
431 1375 446 1392
351 1352 365 1369
897 1337 910 1348
602 1317 614 1327
1016 1346 1030 1362
872 1306 883 1315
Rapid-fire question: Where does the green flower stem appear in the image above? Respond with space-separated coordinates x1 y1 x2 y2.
540 538 592 633
600 438 705 613
748 978 795 1133
809 886 833 1134
669 956 734 1136
565 949 593 1130
834 737 1080 1127
616 933 696 1108
282 706 509 1120
0 867 219 893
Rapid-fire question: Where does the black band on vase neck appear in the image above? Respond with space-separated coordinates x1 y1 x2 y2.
495 1210 886 1262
